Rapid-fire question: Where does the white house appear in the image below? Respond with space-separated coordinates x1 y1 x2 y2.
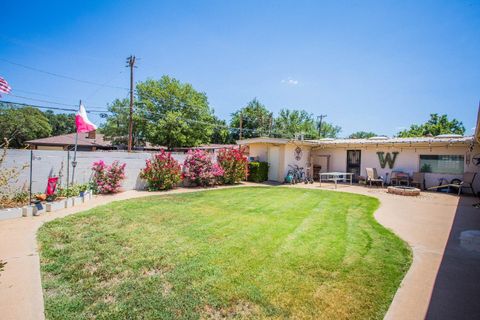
237 113 480 192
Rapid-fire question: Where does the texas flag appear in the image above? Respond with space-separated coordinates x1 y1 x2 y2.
75 104 97 133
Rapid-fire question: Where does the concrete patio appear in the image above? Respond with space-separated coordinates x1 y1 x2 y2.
290 183 480 320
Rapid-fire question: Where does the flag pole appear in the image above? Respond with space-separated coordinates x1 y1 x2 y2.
71 100 81 186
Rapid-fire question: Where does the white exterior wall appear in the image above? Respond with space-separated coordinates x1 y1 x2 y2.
282 144 312 180
248 143 268 162
2 149 187 193
313 144 480 190
245 143 313 182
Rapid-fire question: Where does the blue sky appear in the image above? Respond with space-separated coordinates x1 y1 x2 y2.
1 0 479 137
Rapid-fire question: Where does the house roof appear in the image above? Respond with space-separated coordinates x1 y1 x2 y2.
236 135 474 147
174 144 238 151
236 137 317 146
26 133 111 148
26 133 166 150
307 135 474 146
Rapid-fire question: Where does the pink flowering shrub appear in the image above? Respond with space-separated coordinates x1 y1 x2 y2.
217 147 248 184
140 150 182 191
183 149 224 187
91 160 126 194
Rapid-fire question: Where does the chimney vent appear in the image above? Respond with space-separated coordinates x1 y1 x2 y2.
87 130 96 139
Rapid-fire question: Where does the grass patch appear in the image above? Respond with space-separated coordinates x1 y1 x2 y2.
38 187 411 319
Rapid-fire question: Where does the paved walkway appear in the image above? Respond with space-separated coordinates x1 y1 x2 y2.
289 183 479 320
0 183 478 319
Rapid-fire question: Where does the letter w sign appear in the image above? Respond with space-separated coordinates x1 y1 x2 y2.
377 152 399 169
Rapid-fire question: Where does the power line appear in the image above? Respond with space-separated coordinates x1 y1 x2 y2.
7 93 109 111
0 99 112 114
0 58 129 90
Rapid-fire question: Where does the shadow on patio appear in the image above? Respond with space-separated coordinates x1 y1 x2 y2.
425 195 480 319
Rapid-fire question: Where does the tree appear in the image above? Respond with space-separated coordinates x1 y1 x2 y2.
210 116 232 144
43 110 76 136
273 109 318 138
136 76 216 149
348 131 376 139
99 98 147 147
397 114 465 137
230 98 272 140
318 122 342 139
0 105 52 148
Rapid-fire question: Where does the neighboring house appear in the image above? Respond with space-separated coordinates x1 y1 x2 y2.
172 144 247 154
26 131 166 152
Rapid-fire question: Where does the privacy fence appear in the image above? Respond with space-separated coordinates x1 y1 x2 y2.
3 149 188 194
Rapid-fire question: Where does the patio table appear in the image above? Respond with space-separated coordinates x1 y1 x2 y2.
319 172 354 189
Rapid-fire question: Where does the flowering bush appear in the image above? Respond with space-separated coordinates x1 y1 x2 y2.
140 150 182 191
91 160 126 194
183 149 224 187
217 147 248 184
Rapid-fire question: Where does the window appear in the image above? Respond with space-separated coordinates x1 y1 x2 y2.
419 155 464 174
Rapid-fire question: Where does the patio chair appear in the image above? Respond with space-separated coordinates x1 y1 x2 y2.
449 172 477 196
390 171 410 186
365 168 384 187
410 172 425 190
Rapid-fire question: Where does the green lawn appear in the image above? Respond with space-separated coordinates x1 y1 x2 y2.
38 187 411 319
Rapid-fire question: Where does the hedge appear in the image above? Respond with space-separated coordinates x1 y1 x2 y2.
248 161 269 182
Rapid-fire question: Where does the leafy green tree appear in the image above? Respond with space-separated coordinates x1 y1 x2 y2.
0 105 52 148
348 131 376 139
43 110 76 136
397 114 465 137
99 98 147 146
210 116 232 144
273 109 318 138
318 122 342 139
230 98 272 140
136 76 216 148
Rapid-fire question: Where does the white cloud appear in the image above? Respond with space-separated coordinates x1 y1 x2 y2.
281 78 299 86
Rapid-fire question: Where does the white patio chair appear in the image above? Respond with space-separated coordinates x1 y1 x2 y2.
365 168 384 187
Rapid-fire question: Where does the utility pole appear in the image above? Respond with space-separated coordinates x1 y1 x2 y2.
269 113 273 137
317 114 327 138
126 55 136 152
239 113 243 140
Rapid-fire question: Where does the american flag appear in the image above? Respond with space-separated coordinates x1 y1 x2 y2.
0 77 12 96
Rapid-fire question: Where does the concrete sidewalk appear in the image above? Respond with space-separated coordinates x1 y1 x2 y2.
0 183 478 319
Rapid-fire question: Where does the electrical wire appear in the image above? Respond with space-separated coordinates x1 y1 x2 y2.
0 58 129 90
6 94 109 111
0 99 111 114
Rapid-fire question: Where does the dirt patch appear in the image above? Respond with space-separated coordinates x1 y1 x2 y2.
201 301 261 319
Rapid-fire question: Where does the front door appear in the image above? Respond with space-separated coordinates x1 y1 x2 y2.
268 146 280 181
346 150 361 181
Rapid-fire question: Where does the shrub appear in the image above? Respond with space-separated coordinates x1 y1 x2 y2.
217 148 248 184
183 149 224 187
140 150 182 191
248 161 269 182
91 160 126 194
0 138 29 208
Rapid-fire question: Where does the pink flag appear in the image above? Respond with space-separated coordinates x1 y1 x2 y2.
75 104 97 133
